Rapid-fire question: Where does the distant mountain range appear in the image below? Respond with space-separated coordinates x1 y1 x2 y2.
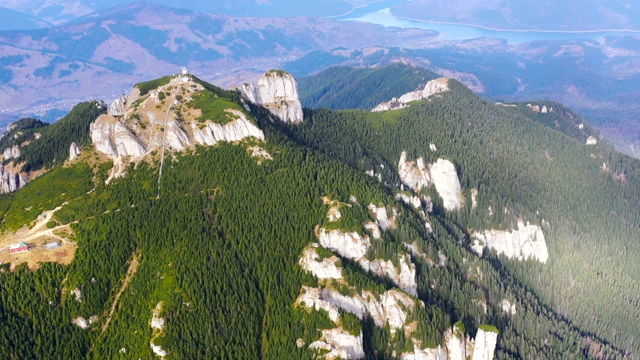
0 2 436 123
390 0 640 32
1 1 640 157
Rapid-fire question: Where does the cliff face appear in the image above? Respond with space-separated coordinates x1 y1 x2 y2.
398 151 463 211
0 164 28 193
90 75 265 162
372 78 450 112
240 70 303 123
471 329 498 360
471 221 549 263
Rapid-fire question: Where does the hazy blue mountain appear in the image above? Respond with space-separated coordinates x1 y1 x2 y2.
391 0 640 31
0 7 51 30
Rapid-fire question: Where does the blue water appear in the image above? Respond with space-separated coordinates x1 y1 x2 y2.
342 8 640 43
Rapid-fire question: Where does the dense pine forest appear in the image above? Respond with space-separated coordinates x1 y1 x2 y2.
0 67 637 359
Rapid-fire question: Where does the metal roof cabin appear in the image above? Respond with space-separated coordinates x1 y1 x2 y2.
10 242 29 254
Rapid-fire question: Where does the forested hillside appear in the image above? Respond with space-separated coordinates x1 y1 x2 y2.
287 78 640 357
298 64 438 111
0 73 634 359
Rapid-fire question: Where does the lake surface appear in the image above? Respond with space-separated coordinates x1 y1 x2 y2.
340 8 640 43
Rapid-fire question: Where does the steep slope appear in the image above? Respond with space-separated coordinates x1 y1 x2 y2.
0 73 629 359
286 78 640 357
298 64 439 110
0 101 105 193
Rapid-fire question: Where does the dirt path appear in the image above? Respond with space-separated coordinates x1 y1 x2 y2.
100 252 139 336
157 80 182 199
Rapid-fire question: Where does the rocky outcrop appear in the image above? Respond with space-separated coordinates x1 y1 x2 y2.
500 299 516 315
586 136 597 145
90 118 147 159
401 344 446 360
3 145 20 160
150 342 167 357
108 94 127 117
429 159 463 211
398 152 463 211
471 328 498 360
91 75 266 163
471 220 549 263
0 165 27 193
299 244 343 280
318 228 371 261
151 302 165 331
372 78 450 112
69 142 80 161
318 226 417 295
303 286 416 332
309 329 365 359
444 327 469 360
240 70 303 123
72 317 89 330
367 203 397 231
398 151 431 192
363 255 417 296
191 111 265 146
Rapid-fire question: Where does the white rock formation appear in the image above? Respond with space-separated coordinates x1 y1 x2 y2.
309 329 365 360
90 119 147 159
3 145 20 160
0 165 27 193
398 152 463 211
500 299 516 316
471 329 498 360
108 94 127 117
297 286 341 323
317 227 417 294
150 342 167 357
471 220 549 263
398 151 431 192
151 302 165 331
318 228 371 261
429 159 463 211
327 206 342 222
70 288 82 302
367 203 396 231
363 255 417 296
444 327 469 360
586 136 597 145
395 193 422 210
401 344 446 360
164 120 192 151
69 142 80 161
72 317 89 329
299 244 343 280
240 70 303 123
363 222 382 240
191 111 265 146
372 78 450 112
317 287 416 332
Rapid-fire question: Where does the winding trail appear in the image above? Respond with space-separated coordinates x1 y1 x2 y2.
89 252 139 353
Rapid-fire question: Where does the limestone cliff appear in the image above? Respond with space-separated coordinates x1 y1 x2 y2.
3 145 20 160
108 94 127 117
372 78 450 112
240 70 303 123
69 142 80 161
90 75 265 162
398 151 463 211
0 164 28 194
309 329 365 359
471 220 549 263
471 328 498 360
